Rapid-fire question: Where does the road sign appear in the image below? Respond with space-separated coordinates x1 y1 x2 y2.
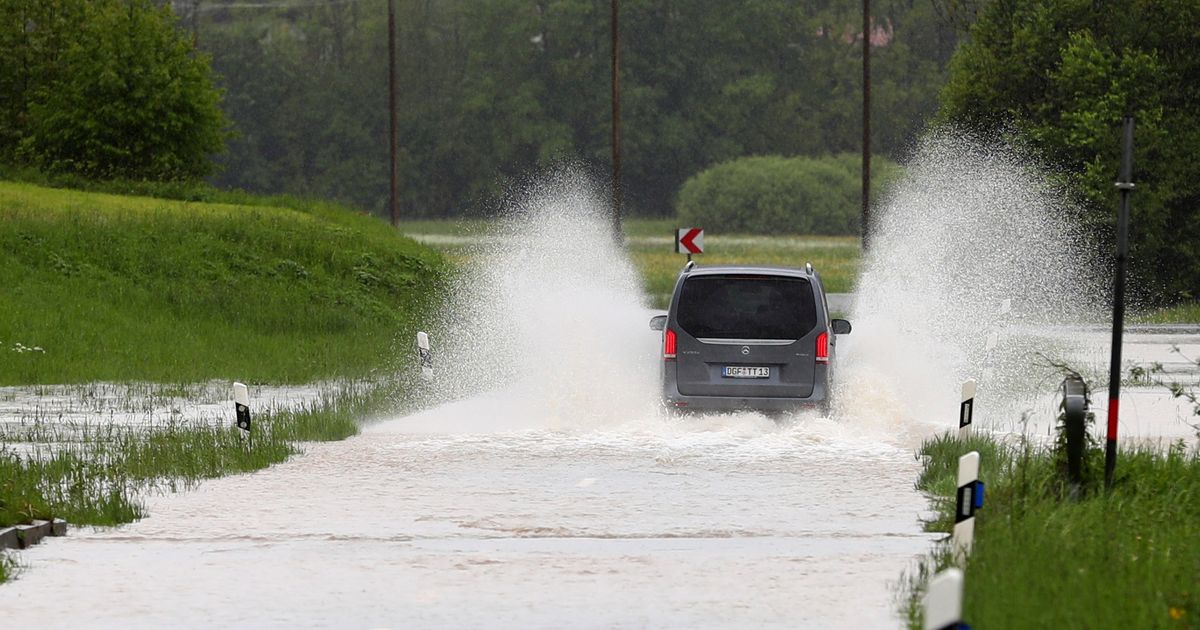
675 227 703 254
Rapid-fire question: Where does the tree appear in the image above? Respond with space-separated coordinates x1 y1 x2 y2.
938 0 1200 303
195 1 961 218
1 0 227 181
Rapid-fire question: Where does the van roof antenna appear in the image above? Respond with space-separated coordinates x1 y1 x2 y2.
684 260 696 272
805 262 814 275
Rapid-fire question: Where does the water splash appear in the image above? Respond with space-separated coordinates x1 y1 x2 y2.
840 132 1107 432
409 168 917 449
423 169 661 430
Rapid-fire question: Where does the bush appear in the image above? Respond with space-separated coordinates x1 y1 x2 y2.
675 154 900 235
1 0 227 181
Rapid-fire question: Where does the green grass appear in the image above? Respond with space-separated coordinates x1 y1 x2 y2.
628 233 860 306
396 218 493 236
904 432 1200 628
400 218 862 309
0 552 15 582
0 181 448 385
1135 302 1200 324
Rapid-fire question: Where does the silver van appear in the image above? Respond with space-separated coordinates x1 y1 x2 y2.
649 263 851 413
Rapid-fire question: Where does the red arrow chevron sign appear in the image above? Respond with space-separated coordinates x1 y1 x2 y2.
675 227 704 254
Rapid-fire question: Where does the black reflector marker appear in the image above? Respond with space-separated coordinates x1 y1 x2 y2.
233 382 251 432
952 451 984 558
416 332 433 381
958 380 975 437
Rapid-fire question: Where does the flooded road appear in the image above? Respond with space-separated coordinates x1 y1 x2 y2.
3 327 1194 628
0 392 935 628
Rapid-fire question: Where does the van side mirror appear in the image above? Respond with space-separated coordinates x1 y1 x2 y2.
831 319 852 335
649 315 667 331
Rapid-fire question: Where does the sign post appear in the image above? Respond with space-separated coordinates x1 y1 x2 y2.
233 382 252 448
952 450 983 559
416 331 434 381
1106 117 1135 489
675 227 704 263
1062 375 1088 493
958 380 975 438
923 568 967 630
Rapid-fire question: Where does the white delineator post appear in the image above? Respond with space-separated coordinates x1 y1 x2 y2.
233 382 251 433
953 450 983 558
416 331 433 381
923 567 966 630
959 380 976 437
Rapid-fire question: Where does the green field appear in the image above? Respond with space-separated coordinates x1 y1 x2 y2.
0 181 447 385
399 218 862 308
905 433 1200 628
1135 301 1200 325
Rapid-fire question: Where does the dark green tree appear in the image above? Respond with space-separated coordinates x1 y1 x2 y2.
1 0 227 180
197 1 960 218
938 0 1200 302
0 0 88 162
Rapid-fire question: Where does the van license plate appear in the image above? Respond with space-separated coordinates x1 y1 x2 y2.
723 366 770 378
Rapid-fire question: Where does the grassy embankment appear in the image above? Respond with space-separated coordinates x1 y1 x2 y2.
399 217 862 309
905 430 1200 628
0 181 447 581
1135 301 1200 325
0 180 446 384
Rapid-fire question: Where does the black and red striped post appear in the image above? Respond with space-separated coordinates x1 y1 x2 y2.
1105 117 1135 488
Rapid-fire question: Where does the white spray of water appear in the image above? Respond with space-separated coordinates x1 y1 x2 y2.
839 132 1107 433
423 170 661 431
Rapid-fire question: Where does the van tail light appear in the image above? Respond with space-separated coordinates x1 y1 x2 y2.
664 328 677 360
815 331 829 364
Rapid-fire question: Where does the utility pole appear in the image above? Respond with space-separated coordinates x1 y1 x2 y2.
387 0 399 226
861 0 871 250
610 0 623 240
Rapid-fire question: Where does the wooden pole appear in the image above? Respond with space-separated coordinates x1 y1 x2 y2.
861 0 871 250
610 0 623 239
387 0 399 226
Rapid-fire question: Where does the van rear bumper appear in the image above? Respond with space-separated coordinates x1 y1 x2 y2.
663 394 826 412
661 366 829 412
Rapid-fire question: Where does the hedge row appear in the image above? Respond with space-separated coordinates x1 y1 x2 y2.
676 154 900 235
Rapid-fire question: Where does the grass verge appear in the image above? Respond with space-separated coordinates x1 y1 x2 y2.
903 432 1200 628
1134 302 1200 324
400 218 861 309
0 180 447 384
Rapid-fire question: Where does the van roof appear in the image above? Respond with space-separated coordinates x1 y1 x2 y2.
684 264 812 279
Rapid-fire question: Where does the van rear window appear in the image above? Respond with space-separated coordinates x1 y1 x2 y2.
676 275 817 340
